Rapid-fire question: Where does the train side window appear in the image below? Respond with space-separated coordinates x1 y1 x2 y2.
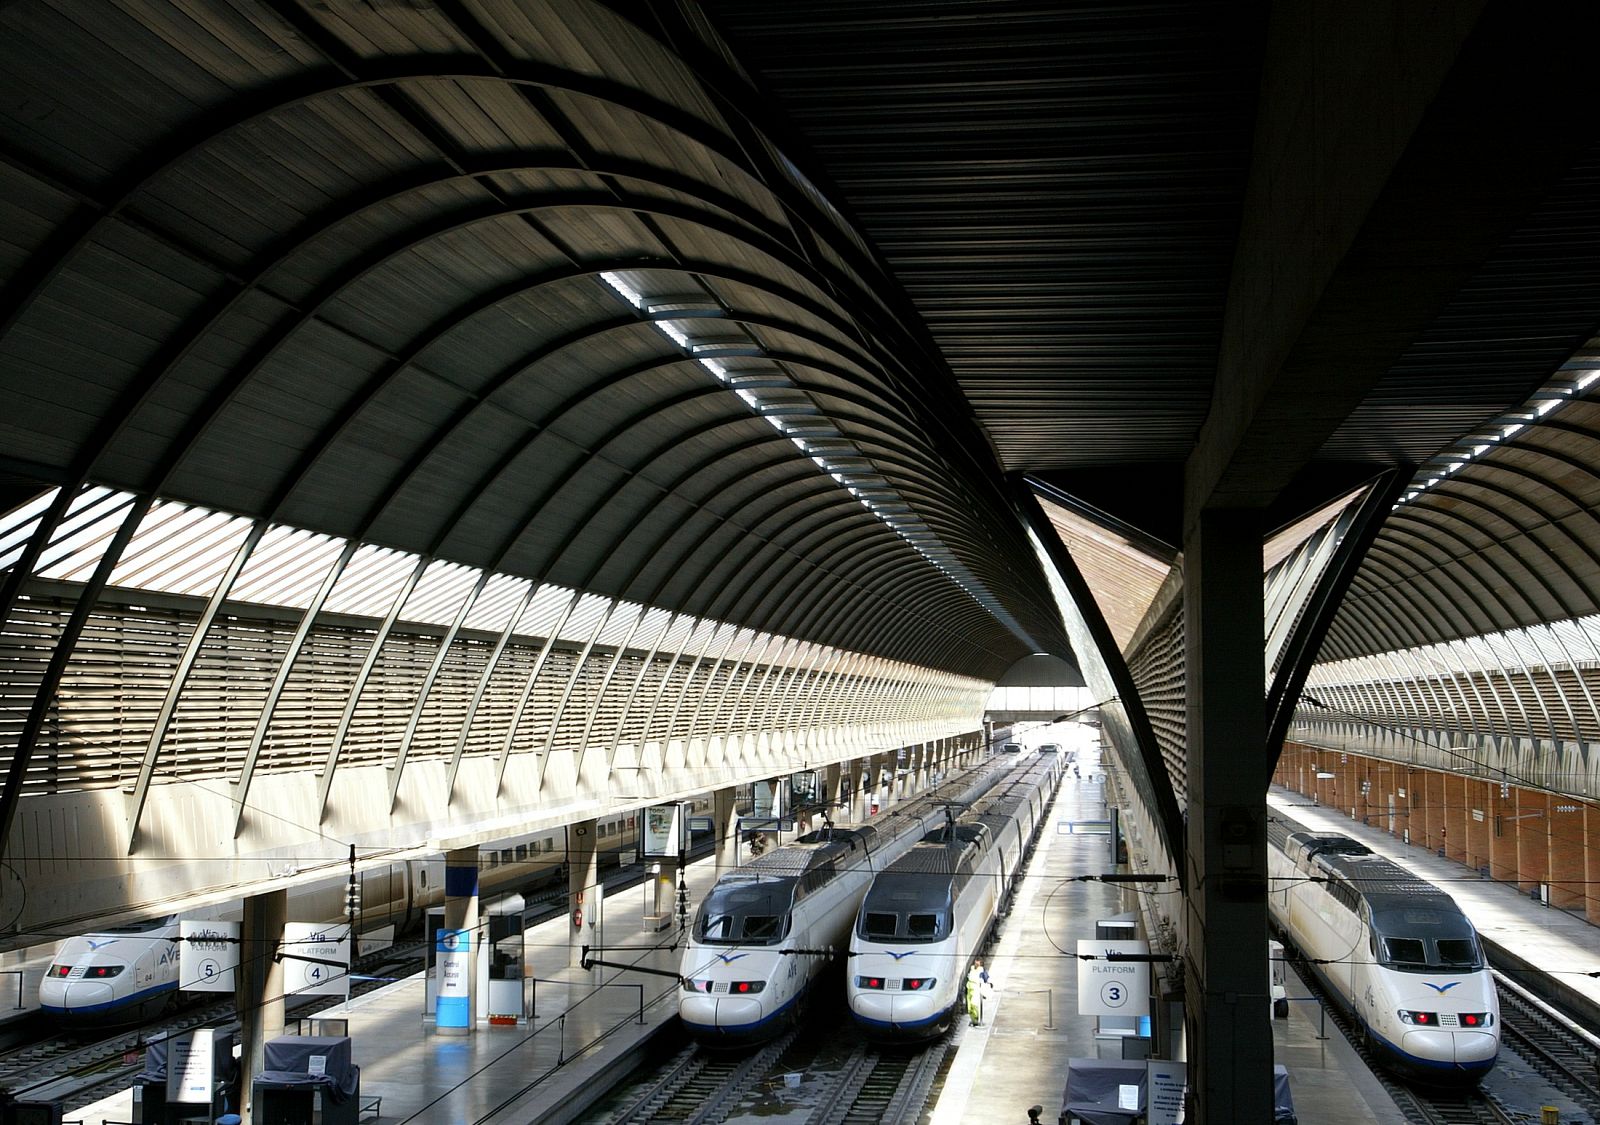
544 839 554 852
865 912 897 938
516 845 529 861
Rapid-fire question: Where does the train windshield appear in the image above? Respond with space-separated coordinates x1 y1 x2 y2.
694 879 794 945
1369 908 1482 971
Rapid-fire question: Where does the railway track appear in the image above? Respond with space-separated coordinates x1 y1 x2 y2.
1492 970 1600 1122
8 942 427 1112
604 1028 801 1123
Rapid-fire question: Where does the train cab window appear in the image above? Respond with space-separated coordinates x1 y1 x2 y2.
743 915 780 940
906 913 940 938
865 912 897 938
1383 937 1427 966
1436 939 1479 967
1371 907 1482 971
696 881 794 945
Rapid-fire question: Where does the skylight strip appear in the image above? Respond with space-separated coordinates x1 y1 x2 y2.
1395 365 1600 508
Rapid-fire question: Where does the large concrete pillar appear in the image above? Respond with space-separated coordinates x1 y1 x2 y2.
236 888 286 1125
438 847 479 1033
568 818 601 969
712 787 739 872
1183 508 1272 1123
823 762 842 824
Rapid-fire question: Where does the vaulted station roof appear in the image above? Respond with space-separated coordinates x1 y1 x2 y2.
6 0 1600 687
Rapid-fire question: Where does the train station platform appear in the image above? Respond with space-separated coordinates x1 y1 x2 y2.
75 854 729 1125
931 762 1408 1125
67 772 1426 1125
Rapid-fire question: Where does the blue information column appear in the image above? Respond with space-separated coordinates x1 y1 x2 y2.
435 928 472 1030
438 850 479 1032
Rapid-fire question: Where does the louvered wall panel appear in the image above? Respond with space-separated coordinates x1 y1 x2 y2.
344 632 439 771
0 597 67 786
408 634 495 762
163 617 294 780
468 640 541 758
1125 605 1187 807
258 624 374 771
2 589 991 798
59 602 191 793
550 649 607 751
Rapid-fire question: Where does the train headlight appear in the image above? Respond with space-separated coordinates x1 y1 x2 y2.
683 978 712 993
731 980 766 994
85 965 124 979
1396 1009 1437 1025
48 965 70 978
902 977 936 991
856 976 885 990
1458 1011 1493 1028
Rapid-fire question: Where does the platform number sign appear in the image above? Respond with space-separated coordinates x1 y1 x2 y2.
1076 939 1151 1017
180 920 240 993
283 921 351 998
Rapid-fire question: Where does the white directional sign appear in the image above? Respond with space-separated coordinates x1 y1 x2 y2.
166 1028 217 1104
282 922 351 998
180 920 239 992
1076 939 1150 1016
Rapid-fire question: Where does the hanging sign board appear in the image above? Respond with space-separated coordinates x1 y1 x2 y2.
282 922 351 998
179 919 239 993
641 803 687 858
1076 939 1150 1016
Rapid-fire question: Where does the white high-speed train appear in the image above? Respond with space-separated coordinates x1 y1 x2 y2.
678 762 1008 1044
40 801 710 1027
847 750 1060 1038
1268 812 1499 1084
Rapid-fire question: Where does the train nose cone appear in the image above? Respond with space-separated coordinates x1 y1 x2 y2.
1399 1027 1496 1070
1450 1030 1497 1065
851 992 897 1023
681 994 766 1038
43 980 114 1017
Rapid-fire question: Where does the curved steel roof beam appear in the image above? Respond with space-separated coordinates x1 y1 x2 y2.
576 429 813 595
1361 532 1503 640
1461 445 1600 576
145 209 884 496
1424 474 1592 618
772 535 1006 666
535 393 997 592
1388 502 1548 624
1348 546 1473 647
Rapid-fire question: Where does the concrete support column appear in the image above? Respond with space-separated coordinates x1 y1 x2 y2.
1183 508 1272 1124
568 818 601 969
438 847 479 1033
713 787 739 875
848 758 867 822
823 763 842 824
236 888 287 1125
868 753 886 816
